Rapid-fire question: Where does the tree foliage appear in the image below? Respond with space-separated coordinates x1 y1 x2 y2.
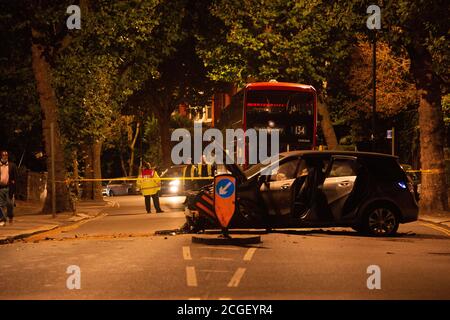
197 0 356 89
0 1 43 169
345 37 418 119
55 0 180 146
125 0 221 167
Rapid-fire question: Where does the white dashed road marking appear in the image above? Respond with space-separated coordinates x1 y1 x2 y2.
227 268 246 287
243 248 257 261
201 257 233 261
198 246 239 251
186 266 198 287
198 269 230 273
183 246 192 260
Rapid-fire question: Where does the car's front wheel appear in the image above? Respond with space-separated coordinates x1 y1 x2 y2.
362 206 399 237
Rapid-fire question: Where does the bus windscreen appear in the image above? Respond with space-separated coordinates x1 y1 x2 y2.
246 90 315 149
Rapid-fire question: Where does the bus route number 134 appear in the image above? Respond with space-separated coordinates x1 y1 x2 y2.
294 125 306 136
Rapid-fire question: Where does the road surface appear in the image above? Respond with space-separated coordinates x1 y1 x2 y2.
0 195 449 299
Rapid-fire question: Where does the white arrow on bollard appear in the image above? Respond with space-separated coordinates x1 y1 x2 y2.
219 182 233 196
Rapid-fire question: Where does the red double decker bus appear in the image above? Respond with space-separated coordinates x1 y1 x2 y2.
217 81 317 165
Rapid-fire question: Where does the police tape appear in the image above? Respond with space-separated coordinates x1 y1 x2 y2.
52 169 446 184
54 176 215 184
405 169 444 174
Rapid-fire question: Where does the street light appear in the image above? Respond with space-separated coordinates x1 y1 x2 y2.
371 29 377 152
366 4 381 152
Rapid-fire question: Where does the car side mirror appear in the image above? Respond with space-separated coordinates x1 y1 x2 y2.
257 175 267 185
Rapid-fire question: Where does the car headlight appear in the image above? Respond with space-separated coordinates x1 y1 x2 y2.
169 179 180 186
169 186 179 193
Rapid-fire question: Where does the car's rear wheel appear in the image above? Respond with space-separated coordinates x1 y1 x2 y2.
362 206 399 237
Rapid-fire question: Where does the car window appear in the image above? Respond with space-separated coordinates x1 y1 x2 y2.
296 160 308 177
362 157 405 181
244 154 286 178
270 159 299 181
304 157 330 174
329 159 358 177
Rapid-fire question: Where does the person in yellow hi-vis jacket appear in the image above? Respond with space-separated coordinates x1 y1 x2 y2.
137 162 164 214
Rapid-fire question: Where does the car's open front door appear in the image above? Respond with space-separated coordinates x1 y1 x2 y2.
259 158 300 217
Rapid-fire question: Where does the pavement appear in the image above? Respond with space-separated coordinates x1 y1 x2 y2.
1 196 449 245
0 199 110 244
0 195 449 299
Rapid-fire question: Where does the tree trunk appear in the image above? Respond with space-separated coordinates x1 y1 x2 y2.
157 114 172 168
31 29 73 214
72 150 80 198
92 140 103 200
408 45 448 213
128 122 140 177
317 99 339 150
119 153 128 177
81 142 103 200
81 144 94 200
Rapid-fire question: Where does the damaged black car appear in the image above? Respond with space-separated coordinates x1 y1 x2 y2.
183 151 418 237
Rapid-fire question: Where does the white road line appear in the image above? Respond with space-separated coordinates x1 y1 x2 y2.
186 266 198 287
198 246 239 251
200 257 233 261
219 297 232 300
183 246 192 260
198 269 230 273
227 268 246 287
421 222 450 236
243 248 257 261
188 297 201 300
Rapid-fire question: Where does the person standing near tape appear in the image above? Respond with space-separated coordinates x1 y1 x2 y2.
196 155 216 189
0 150 18 226
137 162 164 214
183 158 198 192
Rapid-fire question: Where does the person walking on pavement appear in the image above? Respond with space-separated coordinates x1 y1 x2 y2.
0 150 18 226
137 162 164 214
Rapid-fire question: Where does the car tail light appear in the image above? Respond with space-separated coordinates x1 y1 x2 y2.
397 181 407 189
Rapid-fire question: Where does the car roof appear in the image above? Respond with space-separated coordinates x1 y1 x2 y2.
281 150 398 160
